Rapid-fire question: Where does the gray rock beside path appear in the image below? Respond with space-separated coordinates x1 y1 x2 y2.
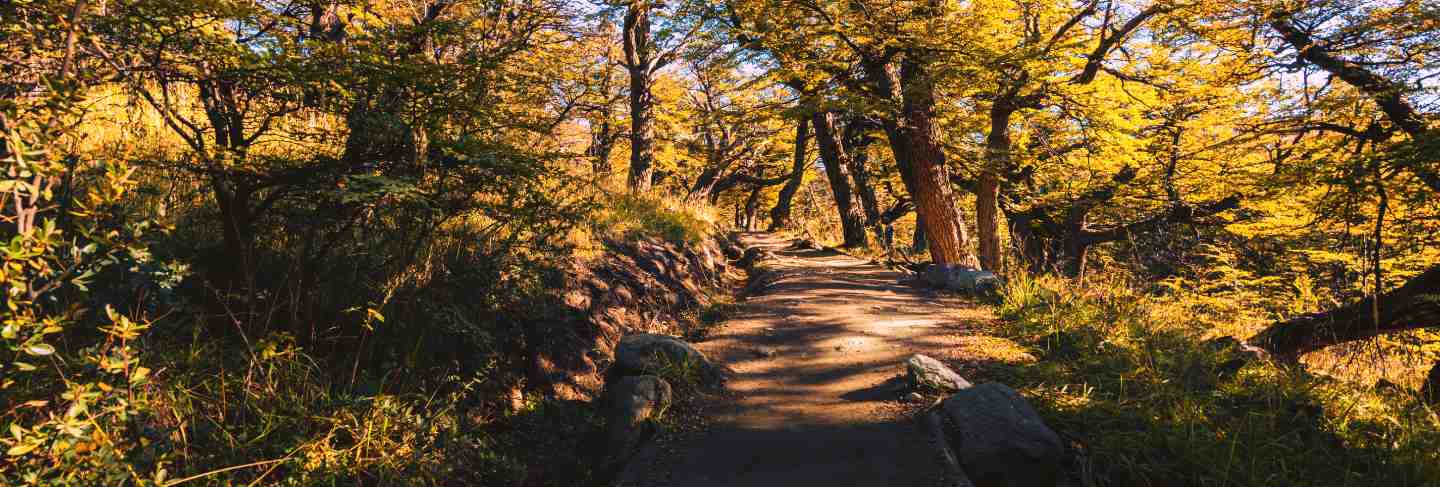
924 264 1001 296
940 383 1065 487
601 375 673 468
905 354 972 392
614 333 725 388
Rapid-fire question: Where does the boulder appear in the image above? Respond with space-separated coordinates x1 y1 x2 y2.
600 375 673 467
614 334 724 388
924 264 1001 296
736 247 774 269
905 354 972 392
940 383 1064 487
788 239 822 251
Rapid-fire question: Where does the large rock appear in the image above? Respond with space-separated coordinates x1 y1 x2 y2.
940 383 1064 487
924 264 1001 296
736 247 775 270
600 375 673 468
905 354 972 392
614 334 724 388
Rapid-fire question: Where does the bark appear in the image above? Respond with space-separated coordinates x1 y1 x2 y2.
843 117 885 242
741 183 764 230
623 3 657 192
1423 361 1440 405
1269 18 1426 139
588 117 618 175
811 111 869 247
1002 166 1240 278
769 117 811 230
865 56 975 265
977 101 1016 273
1249 265 1440 359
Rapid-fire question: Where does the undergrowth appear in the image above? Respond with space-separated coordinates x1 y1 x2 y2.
992 274 1440 486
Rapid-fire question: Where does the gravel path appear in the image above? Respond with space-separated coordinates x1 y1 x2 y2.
626 233 994 487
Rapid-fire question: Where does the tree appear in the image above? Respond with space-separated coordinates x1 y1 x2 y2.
617 0 706 191
1241 3 1440 358
768 113 811 230
810 110 869 247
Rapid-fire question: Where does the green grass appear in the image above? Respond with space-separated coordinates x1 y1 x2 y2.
989 274 1440 487
591 193 716 246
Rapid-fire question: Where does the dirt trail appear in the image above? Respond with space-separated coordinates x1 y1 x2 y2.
628 233 995 487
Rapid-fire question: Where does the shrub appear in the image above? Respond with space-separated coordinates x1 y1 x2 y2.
992 276 1440 486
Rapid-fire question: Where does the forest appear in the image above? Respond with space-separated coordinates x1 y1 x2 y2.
2 0 1438 485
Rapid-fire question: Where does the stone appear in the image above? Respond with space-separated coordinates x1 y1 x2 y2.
600 375 673 467
736 247 774 269
905 354 972 392
940 383 1065 487
905 392 925 403
923 264 1001 296
789 239 821 251
614 333 724 388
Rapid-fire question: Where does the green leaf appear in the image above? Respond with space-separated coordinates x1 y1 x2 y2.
6 443 37 456
12 362 36 371
24 343 54 356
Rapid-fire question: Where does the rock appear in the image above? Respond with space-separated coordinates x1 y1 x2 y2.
600 375 673 467
924 264 1001 296
736 247 774 269
614 334 724 388
1423 362 1440 405
754 347 776 358
905 392 925 403
905 354 972 392
940 383 1064 487
788 239 821 251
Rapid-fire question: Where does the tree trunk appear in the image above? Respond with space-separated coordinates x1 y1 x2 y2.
211 175 257 297
867 57 975 265
1249 265 1440 359
843 117 884 242
588 119 617 176
811 111 868 247
623 3 656 192
1423 361 1440 405
977 103 1014 272
743 184 763 231
769 117 810 230
912 225 928 254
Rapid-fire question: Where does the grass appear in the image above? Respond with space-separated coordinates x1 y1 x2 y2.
988 274 1440 486
590 193 717 247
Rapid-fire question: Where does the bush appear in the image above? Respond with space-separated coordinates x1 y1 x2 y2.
992 276 1440 486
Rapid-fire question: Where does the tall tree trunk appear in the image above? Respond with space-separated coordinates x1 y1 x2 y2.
843 117 884 242
866 57 975 265
588 118 617 176
977 103 1015 272
623 3 656 192
769 116 810 230
743 184 763 231
811 111 868 247
912 225 928 254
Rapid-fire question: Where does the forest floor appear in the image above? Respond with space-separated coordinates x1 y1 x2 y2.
621 233 1008 487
